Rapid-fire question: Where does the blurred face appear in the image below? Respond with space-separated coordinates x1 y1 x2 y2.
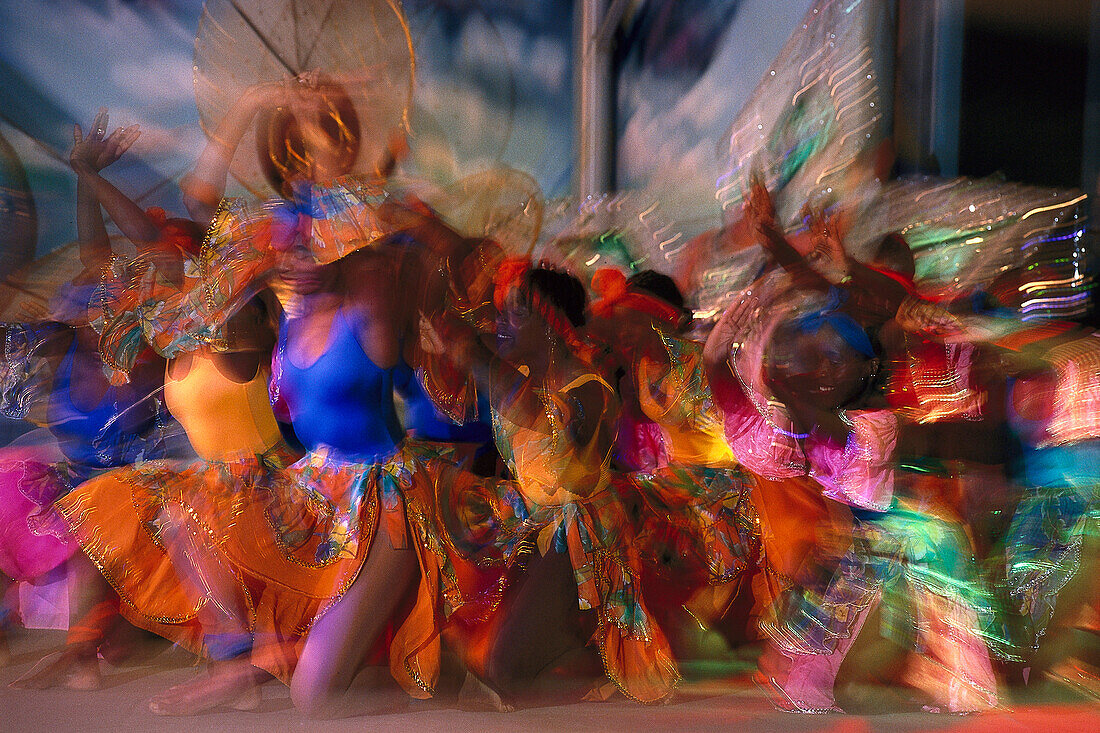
765 325 873 410
276 244 335 295
495 288 546 362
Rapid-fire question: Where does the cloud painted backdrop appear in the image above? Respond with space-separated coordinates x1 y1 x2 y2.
0 0 814 255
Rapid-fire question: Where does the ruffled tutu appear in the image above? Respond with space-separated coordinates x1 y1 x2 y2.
55 442 303 672
0 444 81 581
56 439 514 697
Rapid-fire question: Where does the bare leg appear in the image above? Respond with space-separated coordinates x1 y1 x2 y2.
10 553 111 689
481 547 602 707
148 502 271 715
289 524 419 719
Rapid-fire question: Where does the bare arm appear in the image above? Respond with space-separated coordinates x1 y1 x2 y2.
790 200 910 324
756 221 834 292
743 177 832 291
70 110 146 272
702 292 759 402
180 80 289 224
376 196 472 260
762 210 909 327
418 308 548 428
74 174 110 275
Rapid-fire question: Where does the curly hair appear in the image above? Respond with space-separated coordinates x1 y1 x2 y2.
526 267 587 328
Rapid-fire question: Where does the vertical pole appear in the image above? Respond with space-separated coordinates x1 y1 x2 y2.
893 0 964 176
930 0 963 177
575 0 614 201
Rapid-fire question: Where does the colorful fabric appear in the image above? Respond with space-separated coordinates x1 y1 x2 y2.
762 497 999 711
636 333 735 467
713 345 899 511
620 465 760 588
498 486 681 704
0 445 80 580
98 176 392 375
487 373 679 703
1004 441 1100 651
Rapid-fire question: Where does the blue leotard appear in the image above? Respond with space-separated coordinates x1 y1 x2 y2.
394 357 493 445
47 333 162 476
275 308 403 460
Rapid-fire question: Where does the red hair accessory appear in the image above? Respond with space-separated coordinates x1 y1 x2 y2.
590 268 683 328
590 269 628 316
144 207 200 256
529 288 597 364
493 257 531 311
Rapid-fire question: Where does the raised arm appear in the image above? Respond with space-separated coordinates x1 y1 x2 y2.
180 80 290 224
70 109 148 272
753 182 909 326
703 291 759 406
743 177 833 292
375 195 472 261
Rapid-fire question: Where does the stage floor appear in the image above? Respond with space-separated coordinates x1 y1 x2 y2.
1 627 1097 732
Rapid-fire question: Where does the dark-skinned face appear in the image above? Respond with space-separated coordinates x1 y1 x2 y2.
765 324 874 410
495 288 547 363
276 243 336 295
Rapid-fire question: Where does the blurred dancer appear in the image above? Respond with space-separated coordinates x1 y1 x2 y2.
169 73 478 718
994 326 1100 696
8 112 168 689
416 241 683 706
590 269 760 658
705 285 998 713
26 108 297 712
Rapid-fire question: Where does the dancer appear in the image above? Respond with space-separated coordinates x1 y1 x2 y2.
35 109 297 711
416 239 682 705
8 111 168 689
984 325 1100 696
590 268 760 657
705 284 999 713
172 72 479 718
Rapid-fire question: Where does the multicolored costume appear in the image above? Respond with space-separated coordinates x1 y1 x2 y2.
489 370 681 703
53 192 469 695
713 308 998 713
1002 331 1100 654
0 283 167 603
612 331 760 598
424 251 681 703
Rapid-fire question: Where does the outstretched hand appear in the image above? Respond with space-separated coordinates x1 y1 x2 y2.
713 290 760 350
743 172 776 232
70 108 140 173
802 206 850 284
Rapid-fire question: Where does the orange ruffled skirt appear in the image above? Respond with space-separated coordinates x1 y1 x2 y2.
55 440 490 698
